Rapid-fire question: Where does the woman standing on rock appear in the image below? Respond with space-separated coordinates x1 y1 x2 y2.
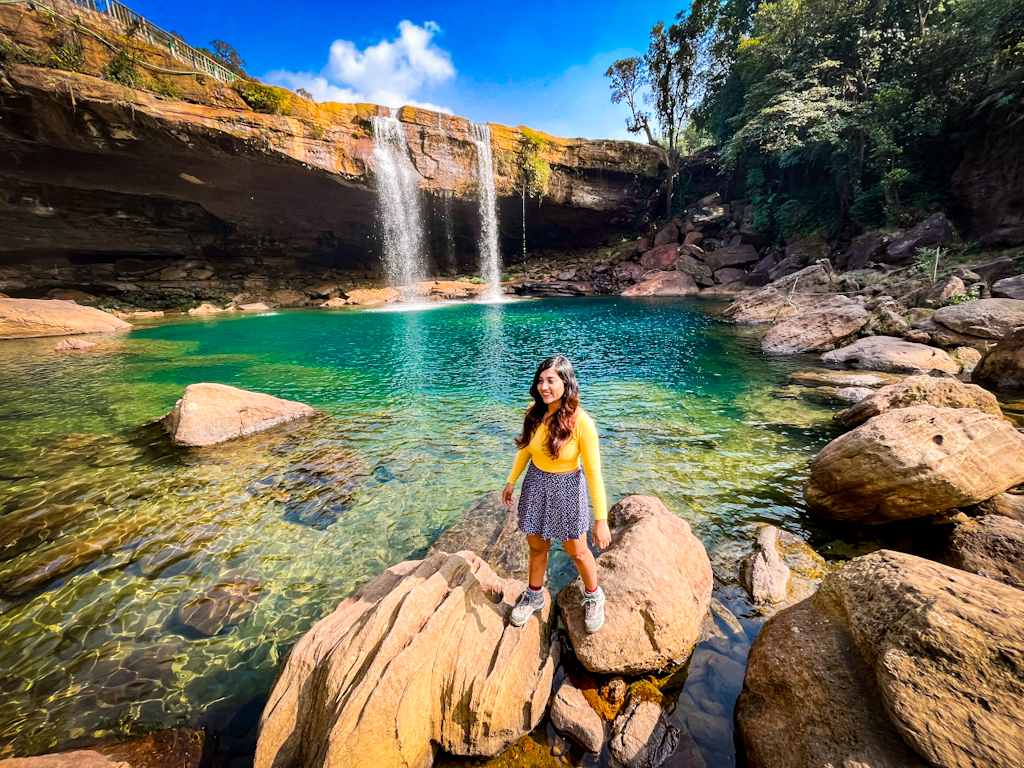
502 355 610 632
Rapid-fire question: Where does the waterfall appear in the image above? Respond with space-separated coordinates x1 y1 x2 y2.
370 112 429 291
471 123 502 298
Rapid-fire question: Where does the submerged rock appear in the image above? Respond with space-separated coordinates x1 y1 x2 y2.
254 551 558 768
760 296 869 354
821 336 959 374
54 337 98 350
161 383 316 447
788 370 901 388
0 727 205 767
609 683 705 768
736 550 1024 768
177 578 262 636
0 298 130 339
739 525 791 606
556 495 713 675
947 514 1024 590
805 406 1024 523
837 373 1002 427
428 491 527 581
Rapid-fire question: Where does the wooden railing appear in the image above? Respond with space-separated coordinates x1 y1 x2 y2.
65 0 236 82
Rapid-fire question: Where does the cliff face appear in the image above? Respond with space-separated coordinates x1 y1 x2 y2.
0 2 664 273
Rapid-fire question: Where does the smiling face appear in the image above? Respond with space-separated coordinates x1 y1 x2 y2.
537 367 565 406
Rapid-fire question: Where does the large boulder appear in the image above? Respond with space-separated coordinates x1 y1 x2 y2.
255 551 558 768
768 234 830 279
972 489 1024 522
946 515 1024 590
821 336 959 374
653 221 681 246
621 271 699 297
760 296 869 354
883 213 954 265
720 263 838 324
639 244 681 272
973 327 1024 389
837 373 1002 427
162 383 316 447
0 298 131 339
556 495 713 675
805 406 1024 523
992 275 1024 300
932 298 1024 340
703 244 759 273
736 550 1024 768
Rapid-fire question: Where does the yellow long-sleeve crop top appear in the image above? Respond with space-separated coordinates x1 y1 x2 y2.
506 408 607 520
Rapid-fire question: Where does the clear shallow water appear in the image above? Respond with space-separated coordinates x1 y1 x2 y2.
0 299 845 763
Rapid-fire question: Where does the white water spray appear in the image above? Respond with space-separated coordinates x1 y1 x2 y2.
371 111 429 291
471 123 502 299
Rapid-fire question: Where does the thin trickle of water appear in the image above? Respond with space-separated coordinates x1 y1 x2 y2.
371 111 429 290
471 123 502 298
443 190 456 273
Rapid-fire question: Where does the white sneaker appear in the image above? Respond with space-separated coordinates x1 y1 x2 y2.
582 586 605 633
510 587 545 627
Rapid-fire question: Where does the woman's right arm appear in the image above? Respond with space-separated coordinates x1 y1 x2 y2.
503 447 530 508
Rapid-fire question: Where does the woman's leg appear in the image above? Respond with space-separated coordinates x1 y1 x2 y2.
526 534 551 588
563 536 598 591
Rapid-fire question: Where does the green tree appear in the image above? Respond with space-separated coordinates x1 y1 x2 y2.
607 0 723 214
209 39 248 77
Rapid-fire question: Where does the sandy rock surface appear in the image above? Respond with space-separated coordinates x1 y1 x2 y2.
621 271 699 297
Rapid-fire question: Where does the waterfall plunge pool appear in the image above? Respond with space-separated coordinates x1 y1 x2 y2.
0 298 871 766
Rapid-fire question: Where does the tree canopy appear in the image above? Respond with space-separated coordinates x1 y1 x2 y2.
612 0 1024 240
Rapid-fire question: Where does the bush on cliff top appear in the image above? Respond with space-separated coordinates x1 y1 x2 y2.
233 81 291 115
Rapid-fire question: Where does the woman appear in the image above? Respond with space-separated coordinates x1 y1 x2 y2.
501 355 610 632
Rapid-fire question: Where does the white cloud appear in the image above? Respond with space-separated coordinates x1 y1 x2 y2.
265 21 455 113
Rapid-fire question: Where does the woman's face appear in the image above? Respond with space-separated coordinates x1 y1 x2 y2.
537 367 565 406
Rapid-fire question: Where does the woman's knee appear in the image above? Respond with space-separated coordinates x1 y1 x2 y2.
564 540 591 563
527 536 551 554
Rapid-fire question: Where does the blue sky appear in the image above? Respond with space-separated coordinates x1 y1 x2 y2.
124 0 684 140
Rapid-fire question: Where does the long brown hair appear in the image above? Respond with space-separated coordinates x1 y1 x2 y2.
516 356 580 459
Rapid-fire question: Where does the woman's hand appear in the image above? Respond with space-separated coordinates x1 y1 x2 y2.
593 519 611 550
502 483 515 509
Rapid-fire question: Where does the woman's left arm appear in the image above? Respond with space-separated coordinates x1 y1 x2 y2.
579 415 610 549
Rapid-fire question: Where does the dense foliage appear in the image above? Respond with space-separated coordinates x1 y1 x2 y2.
613 0 1024 241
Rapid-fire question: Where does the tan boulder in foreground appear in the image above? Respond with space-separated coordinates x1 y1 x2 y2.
0 298 130 339
254 551 558 768
805 406 1024 523
162 383 315 447
821 336 960 373
737 550 1024 768
837 373 1002 427
556 495 713 674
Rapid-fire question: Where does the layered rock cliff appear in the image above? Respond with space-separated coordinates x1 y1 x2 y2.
0 0 664 275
